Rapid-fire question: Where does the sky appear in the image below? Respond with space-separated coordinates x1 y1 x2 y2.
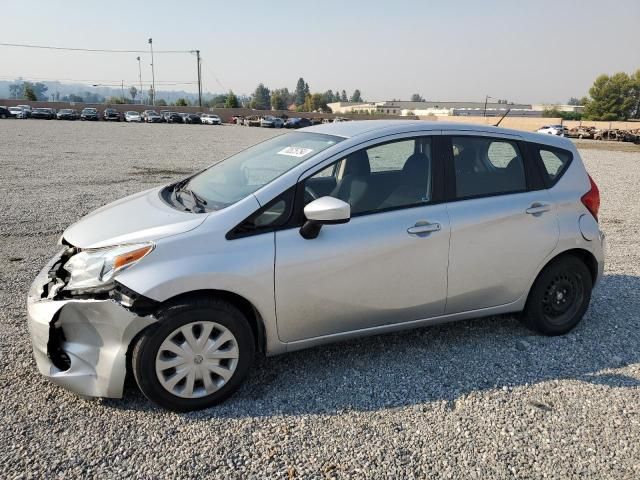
2 0 639 103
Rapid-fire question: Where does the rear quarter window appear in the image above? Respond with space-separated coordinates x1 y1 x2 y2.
535 146 572 185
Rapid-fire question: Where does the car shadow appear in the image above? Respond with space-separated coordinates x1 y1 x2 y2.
105 273 640 417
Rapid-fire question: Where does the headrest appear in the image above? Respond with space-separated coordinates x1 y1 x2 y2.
344 150 371 176
403 153 429 177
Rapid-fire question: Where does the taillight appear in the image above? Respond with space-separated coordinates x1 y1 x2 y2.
581 175 600 221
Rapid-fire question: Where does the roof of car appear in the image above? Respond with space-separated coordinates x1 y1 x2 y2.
302 120 529 138
301 120 574 149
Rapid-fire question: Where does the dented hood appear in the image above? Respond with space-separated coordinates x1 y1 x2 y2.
63 187 206 249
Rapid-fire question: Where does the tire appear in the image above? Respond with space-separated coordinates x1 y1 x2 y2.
521 255 592 336
132 297 255 411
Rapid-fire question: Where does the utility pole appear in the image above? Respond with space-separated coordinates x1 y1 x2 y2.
136 56 143 104
148 38 156 106
121 80 125 103
483 95 493 117
196 49 202 107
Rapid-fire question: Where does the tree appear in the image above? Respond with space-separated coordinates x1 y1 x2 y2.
542 108 582 121
225 90 239 108
341 90 348 102
294 78 306 106
270 88 290 110
323 90 335 105
9 83 22 99
410 93 424 102
23 84 37 101
251 83 271 110
34 82 48 100
156 99 167 106
207 94 227 108
567 97 582 106
301 92 328 112
350 89 363 103
129 86 138 103
583 71 638 120
175 98 189 106
106 96 125 104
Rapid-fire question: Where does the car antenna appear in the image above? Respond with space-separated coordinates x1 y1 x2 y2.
494 108 511 127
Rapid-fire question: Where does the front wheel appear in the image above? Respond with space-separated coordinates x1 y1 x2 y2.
521 256 592 335
132 298 255 411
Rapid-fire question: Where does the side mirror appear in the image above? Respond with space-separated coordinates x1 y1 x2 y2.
300 196 351 239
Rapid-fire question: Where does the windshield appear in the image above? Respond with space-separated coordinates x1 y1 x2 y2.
186 132 343 209
60 109 72 113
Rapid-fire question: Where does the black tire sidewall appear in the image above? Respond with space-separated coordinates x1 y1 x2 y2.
133 299 255 412
523 256 593 335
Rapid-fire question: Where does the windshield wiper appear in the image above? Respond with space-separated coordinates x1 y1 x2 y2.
175 184 208 213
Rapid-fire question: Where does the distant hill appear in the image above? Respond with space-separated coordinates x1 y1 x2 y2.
0 79 220 104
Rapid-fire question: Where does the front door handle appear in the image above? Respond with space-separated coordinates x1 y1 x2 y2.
407 222 441 235
526 203 551 215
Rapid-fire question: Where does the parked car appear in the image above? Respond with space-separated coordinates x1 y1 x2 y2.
243 115 261 127
31 108 55 120
537 125 567 136
284 117 312 129
56 109 79 120
184 113 202 124
201 114 222 125
159 110 171 122
167 112 184 123
0 106 10 118
142 110 162 123
260 116 284 128
16 104 32 117
26 121 604 412
80 108 100 121
124 111 143 122
103 108 121 121
9 106 27 118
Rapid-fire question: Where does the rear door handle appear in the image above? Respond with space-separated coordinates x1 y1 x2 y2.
407 222 441 235
526 203 551 215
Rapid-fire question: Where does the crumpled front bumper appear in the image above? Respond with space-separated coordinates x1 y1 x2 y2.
26 250 156 398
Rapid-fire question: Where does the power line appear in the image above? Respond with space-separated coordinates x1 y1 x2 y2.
0 42 192 54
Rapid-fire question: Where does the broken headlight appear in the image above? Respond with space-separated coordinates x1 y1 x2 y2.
63 242 154 293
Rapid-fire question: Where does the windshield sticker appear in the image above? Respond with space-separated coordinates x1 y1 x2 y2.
277 146 314 158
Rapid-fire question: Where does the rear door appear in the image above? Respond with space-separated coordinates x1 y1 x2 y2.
442 132 559 314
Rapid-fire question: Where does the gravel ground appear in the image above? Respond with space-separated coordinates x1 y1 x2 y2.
0 120 638 479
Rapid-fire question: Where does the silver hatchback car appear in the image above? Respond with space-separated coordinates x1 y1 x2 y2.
27 121 604 411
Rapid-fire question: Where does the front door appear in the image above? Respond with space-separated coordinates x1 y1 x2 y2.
274 135 451 343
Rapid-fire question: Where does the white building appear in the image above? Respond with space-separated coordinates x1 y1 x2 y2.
328 101 541 117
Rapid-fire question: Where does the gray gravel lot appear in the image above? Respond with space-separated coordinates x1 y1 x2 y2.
0 120 638 479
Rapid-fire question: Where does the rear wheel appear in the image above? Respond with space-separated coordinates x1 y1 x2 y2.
132 298 255 411
521 256 592 335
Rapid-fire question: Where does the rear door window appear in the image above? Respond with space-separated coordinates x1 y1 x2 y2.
451 136 526 199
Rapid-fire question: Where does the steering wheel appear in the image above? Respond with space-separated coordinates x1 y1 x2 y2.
304 185 319 204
